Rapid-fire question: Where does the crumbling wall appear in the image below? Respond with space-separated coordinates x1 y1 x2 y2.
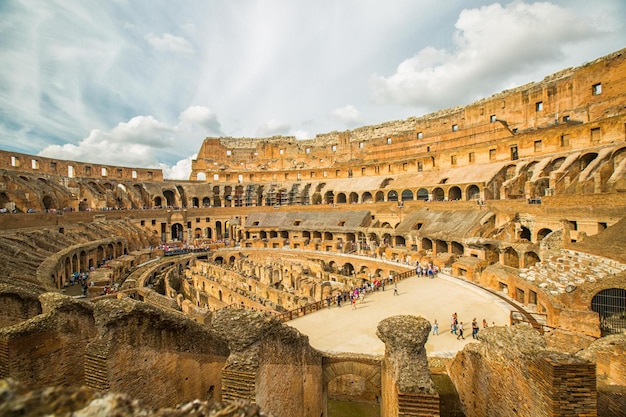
211 309 323 417
449 324 597 417
89 298 229 409
0 293 96 388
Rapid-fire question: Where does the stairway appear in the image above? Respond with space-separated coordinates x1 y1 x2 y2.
398 392 441 417
221 368 256 403
84 342 110 390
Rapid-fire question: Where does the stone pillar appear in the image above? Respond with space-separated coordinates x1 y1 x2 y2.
377 315 440 417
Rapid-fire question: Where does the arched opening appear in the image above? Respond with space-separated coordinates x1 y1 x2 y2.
466 184 480 201
163 190 176 207
375 191 385 202
435 240 448 254
349 192 359 204
362 192 372 203
401 189 414 201
421 238 433 251
325 191 335 205
537 228 553 241
431 187 444 201
42 195 56 211
524 251 541 268
171 223 183 241
592 288 626 336
448 186 461 201
417 188 429 201
520 227 531 241
336 193 347 204
395 236 406 247
451 241 464 255
503 247 519 268
387 190 398 202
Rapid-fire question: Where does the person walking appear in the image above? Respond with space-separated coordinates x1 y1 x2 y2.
393 282 399 296
472 318 479 339
432 319 439 336
457 322 465 339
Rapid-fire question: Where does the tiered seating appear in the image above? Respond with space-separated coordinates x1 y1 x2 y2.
519 250 626 295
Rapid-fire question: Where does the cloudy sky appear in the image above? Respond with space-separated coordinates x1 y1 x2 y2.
0 1 624 179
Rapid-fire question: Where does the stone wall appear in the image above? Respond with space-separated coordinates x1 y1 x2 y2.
449 324 597 417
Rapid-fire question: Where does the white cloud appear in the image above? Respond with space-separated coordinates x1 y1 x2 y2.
179 106 222 135
161 155 196 180
370 1 604 110
332 105 362 128
256 119 293 138
145 32 195 54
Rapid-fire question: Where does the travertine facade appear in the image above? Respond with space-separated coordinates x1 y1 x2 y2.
0 48 625 416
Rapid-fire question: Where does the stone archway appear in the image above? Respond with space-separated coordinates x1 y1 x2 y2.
323 355 382 414
591 288 626 336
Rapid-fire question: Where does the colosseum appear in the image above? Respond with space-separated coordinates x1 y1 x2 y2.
0 48 625 417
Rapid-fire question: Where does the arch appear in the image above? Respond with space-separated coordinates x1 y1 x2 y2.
171 223 183 241
375 191 385 202
580 152 598 170
42 195 56 211
466 184 480 201
163 190 176 207
431 187 444 201
524 251 541 268
435 240 448 254
191 197 199 208
448 186 462 201
324 191 334 205
362 192 373 203
537 228 553 241
387 190 398 202
341 263 355 276
395 236 406 247
322 358 382 411
154 196 163 208
451 241 464 256
401 189 414 201
336 193 347 204
421 238 433 251
349 192 359 204
312 192 322 205
592 288 626 336
417 188 429 201
520 226 531 241
503 247 519 268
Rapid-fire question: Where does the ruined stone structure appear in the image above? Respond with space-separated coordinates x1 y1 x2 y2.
1 48 625 416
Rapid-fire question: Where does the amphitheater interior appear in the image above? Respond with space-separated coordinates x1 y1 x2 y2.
0 48 625 417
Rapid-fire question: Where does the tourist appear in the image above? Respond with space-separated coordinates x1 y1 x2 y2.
326 295 331 309
482 318 488 329
351 295 357 310
457 322 465 340
432 319 439 336
472 318 479 339
393 282 398 296
450 313 458 334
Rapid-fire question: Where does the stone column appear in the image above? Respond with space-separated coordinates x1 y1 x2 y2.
377 315 440 417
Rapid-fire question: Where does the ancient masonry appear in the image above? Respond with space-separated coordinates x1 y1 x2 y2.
0 48 625 416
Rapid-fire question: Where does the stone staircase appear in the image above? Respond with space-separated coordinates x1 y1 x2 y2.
519 249 626 295
221 368 256 403
398 392 440 417
84 342 110 390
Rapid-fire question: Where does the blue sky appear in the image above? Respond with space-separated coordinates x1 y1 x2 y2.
0 0 624 179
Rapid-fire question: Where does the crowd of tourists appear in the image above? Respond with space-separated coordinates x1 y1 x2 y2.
431 313 493 340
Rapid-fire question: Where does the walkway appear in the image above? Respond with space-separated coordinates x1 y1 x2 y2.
287 273 514 358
